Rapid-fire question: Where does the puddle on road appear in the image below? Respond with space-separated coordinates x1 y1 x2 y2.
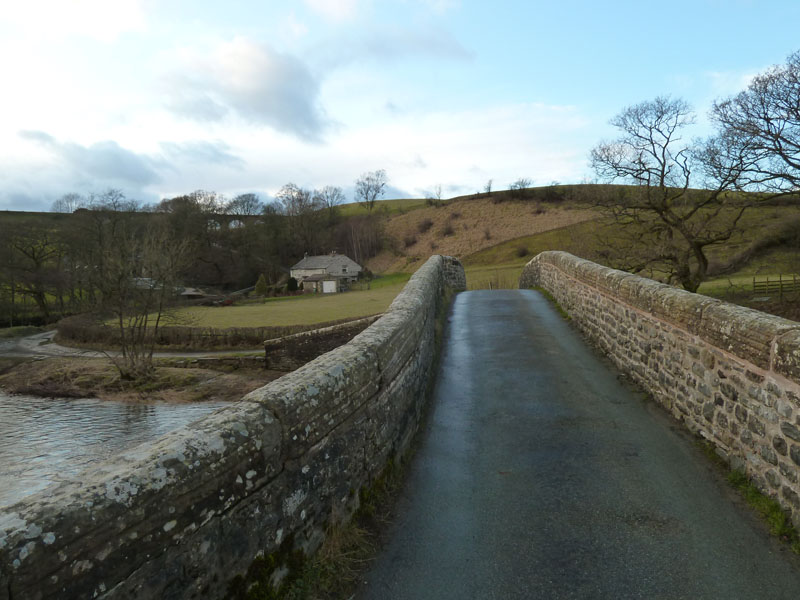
0 393 229 508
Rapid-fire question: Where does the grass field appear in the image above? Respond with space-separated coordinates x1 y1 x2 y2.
462 219 602 267
338 198 434 217
166 274 412 328
0 326 43 339
464 264 525 290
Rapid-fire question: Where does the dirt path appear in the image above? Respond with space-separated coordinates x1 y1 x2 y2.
0 331 261 360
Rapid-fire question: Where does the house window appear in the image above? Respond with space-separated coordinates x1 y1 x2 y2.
342 267 347 273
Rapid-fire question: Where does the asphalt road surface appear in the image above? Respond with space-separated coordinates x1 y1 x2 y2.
356 289 800 600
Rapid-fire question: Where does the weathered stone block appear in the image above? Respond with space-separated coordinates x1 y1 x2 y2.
783 486 800 508
748 415 766 437
700 303 797 371
760 443 779 466
781 421 800 443
766 470 782 488
703 402 716 423
650 287 718 334
616 275 671 314
774 329 800 382
780 461 799 483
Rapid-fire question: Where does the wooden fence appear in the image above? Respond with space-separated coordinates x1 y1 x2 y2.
752 274 800 297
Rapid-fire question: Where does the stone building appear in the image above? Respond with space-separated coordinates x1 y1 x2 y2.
290 252 362 293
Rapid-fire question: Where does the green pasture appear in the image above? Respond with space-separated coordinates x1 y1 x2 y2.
165 274 412 328
464 264 525 290
0 326 43 339
338 198 434 217
464 204 799 270
463 219 603 267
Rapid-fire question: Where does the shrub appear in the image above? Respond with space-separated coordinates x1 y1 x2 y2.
403 234 417 248
254 274 268 297
287 277 299 292
484 228 491 240
440 223 455 237
449 211 461 219
429 241 438 250
417 218 433 233
516 246 529 258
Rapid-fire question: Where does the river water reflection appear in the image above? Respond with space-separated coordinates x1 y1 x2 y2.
0 393 229 509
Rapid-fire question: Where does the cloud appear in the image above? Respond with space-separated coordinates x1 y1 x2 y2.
303 0 361 21
705 69 758 96
19 130 160 186
18 130 56 145
385 101 403 114
163 38 329 142
313 26 472 69
326 102 592 195
160 140 245 169
418 0 460 13
0 0 146 42
283 13 309 38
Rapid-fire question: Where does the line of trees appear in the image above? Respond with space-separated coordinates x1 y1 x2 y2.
590 51 800 292
0 169 392 330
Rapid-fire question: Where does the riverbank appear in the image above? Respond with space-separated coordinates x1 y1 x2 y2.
0 356 283 403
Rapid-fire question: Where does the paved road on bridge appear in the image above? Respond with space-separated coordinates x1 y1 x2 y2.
356 289 800 599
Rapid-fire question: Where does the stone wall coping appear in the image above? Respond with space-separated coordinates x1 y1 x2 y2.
0 254 465 600
522 251 800 382
263 314 382 349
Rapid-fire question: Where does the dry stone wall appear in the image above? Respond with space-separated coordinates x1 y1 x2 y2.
0 255 465 600
521 251 800 524
264 315 382 371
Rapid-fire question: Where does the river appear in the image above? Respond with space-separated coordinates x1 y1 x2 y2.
0 393 230 509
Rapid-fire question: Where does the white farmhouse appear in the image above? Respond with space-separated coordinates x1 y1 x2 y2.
290 252 363 293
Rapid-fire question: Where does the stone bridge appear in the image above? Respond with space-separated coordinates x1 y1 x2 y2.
3 252 800 598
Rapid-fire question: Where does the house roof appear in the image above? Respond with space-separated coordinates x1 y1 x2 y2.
291 253 362 271
180 287 207 296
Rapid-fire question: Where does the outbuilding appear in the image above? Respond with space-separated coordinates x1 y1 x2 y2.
290 252 363 293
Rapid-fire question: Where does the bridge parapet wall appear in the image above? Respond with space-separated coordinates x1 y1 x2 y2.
0 255 465 600
521 251 800 523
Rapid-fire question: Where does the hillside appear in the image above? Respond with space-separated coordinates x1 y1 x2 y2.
3 184 798 327
367 192 599 273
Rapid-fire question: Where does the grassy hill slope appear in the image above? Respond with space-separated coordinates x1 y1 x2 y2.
368 190 599 273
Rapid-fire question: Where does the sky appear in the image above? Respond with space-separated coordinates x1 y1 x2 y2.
2 0 800 212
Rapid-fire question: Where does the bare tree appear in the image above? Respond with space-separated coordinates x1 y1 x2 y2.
88 188 141 212
276 183 325 254
711 51 800 195
225 193 263 216
313 185 345 221
51 193 86 213
3 222 64 320
98 220 190 379
424 184 444 207
354 169 388 213
509 177 532 198
590 96 748 292
483 179 493 196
